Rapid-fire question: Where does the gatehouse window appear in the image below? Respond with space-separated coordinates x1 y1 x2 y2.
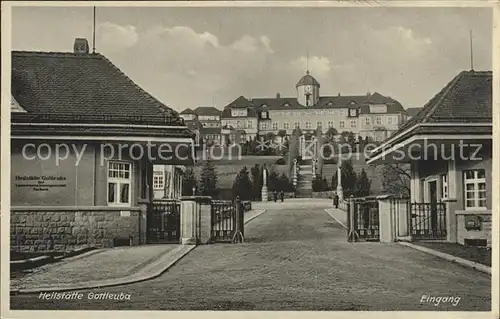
463 169 487 209
153 170 165 190
108 162 132 206
441 174 448 199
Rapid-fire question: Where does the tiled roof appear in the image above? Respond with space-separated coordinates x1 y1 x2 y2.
194 106 222 116
185 119 203 130
227 96 254 108
11 51 186 127
180 108 196 115
405 107 423 118
396 70 492 133
367 70 492 162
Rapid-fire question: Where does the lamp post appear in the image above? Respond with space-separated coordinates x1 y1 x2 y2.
192 186 196 196
336 157 344 202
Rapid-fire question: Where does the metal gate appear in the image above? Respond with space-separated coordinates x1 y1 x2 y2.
211 200 237 242
347 199 380 242
147 199 181 244
410 202 446 240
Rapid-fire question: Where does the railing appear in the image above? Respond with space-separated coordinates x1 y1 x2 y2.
211 200 236 242
347 197 380 242
410 202 446 240
147 199 181 244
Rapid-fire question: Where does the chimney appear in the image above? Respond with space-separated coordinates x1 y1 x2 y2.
74 38 90 54
276 92 281 99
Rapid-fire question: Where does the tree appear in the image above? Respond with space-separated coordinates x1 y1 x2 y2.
232 166 253 200
354 168 371 197
277 129 287 138
325 127 338 142
182 167 197 196
277 173 295 192
377 163 410 197
199 159 218 197
265 132 276 142
346 132 356 147
250 164 263 200
312 174 330 192
267 170 279 191
332 159 357 197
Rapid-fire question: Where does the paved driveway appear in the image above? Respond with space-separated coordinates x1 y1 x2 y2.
10 202 490 310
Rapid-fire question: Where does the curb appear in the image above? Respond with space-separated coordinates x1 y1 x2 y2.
323 208 491 275
244 209 266 224
397 241 491 275
324 208 347 229
11 245 196 295
10 246 97 271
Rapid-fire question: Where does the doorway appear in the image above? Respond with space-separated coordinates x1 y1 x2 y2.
428 180 438 232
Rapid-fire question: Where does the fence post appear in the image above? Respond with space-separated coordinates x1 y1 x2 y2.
347 196 358 242
233 197 244 243
378 197 394 242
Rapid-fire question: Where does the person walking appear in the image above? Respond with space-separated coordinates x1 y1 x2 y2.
333 193 339 209
280 190 284 202
273 190 278 202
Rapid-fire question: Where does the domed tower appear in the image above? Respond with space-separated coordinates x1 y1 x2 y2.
296 70 320 107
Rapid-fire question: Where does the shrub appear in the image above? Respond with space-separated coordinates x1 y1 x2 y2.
275 158 286 165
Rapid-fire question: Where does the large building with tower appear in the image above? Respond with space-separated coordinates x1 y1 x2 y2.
220 70 409 143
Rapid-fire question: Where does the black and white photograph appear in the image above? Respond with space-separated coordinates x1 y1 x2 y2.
2 1 498 316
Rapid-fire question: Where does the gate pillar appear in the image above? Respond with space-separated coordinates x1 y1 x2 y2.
137 201 148 245
378 197 394 243
180 196 212 245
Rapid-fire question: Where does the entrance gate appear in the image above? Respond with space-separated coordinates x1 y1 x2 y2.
347 199 380 242
210 200 242 243
146 199 181 244
410 202 447 240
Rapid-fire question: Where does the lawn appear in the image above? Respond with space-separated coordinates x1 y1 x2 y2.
413 242 492 266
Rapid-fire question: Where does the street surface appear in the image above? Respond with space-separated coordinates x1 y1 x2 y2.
10 202 491 310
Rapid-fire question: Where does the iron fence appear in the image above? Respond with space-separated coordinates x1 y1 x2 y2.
410 202 446 240
347 198 380 242
146 199 181 244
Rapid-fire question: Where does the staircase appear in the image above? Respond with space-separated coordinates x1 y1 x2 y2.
296 158 314 198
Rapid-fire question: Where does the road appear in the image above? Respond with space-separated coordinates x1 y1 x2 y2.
10 202 491 310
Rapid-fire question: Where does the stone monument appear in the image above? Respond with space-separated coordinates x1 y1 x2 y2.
336 158 344 201
261 165 268 201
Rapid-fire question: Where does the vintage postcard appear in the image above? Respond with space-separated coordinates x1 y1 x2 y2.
1 1 498 318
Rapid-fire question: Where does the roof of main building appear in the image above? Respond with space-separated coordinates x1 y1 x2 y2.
296 71 320 88
221 91 405 118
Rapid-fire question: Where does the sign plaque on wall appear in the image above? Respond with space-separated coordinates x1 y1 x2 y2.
14 175 67 192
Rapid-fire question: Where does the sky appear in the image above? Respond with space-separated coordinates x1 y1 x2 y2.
11 6 493 112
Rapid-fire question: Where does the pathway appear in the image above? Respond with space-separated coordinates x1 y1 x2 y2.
10 201 490 310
